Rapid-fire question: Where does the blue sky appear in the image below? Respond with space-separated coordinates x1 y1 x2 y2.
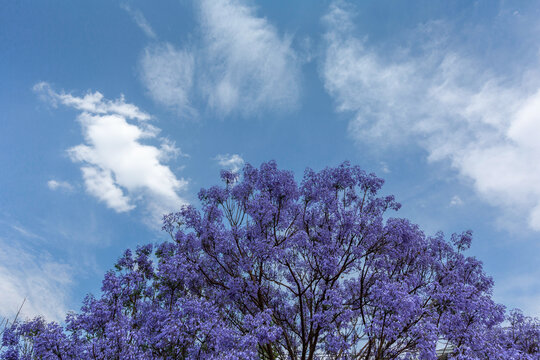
2 0 540 321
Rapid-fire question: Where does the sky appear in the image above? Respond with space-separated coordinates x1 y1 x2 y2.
1 0 540 322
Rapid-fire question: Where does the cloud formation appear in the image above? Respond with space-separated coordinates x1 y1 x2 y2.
121 4 157 39
450 195 464 207
322 2 540 230
35 83 188 220
140 44 195 117
198 0 300 116
47 180 74 192
0 237 72 322
215 153 244 173
34 82 150 121
139 0 300 118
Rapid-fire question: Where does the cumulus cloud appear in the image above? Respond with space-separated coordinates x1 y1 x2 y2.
121 4 157 39
34 82 151 121
322 2 540 230
77 166 134 212
35 83 188 221
0 237 72 322
47 180 74 192
215 153 244 173
139 0 300 118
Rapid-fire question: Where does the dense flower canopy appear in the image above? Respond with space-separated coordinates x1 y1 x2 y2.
2 162 539 359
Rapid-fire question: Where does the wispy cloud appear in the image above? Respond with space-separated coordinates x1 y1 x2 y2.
0 237 72 322
215 153 244 173
322 2 540 230
139 0 301 118
34 83 188 222
198 0 300 116
140 43 195 117
450 195 464 207
121 4 157 39
47 179 74 192
10 224 44 240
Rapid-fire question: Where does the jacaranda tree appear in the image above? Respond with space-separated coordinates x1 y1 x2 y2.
2 162 539 359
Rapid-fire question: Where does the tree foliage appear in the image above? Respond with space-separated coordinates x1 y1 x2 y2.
2 162 539 359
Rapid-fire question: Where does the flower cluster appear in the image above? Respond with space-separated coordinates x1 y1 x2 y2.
2 161 539 359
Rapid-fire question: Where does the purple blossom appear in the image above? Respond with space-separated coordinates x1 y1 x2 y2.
2 162 539 360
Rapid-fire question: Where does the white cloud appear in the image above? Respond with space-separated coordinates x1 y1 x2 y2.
322 3 540 230
139 0 300 118
34 82 150 121
121 4 157 39
140 43 195 117
0 237 72 322
158 138 187 162
199 0 300 116
47 179 74 192
35 83 188 221
450 195 464 207
215 153 244 173
79 166 134 212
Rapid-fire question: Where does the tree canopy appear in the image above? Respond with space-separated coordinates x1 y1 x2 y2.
2 162 539 359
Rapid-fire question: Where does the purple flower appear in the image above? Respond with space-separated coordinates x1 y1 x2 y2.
3 162 539 360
